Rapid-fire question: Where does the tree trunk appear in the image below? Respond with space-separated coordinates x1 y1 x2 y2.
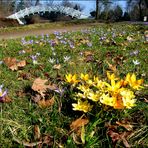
95 0 99 20
138 0 142 21
35 0 40 6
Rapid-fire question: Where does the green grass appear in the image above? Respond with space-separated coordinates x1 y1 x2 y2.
0 23 148 147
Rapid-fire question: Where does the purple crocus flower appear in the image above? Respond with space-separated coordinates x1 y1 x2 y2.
46 34 49 38
49 40 56 47
0 85 7 101
54 88 65 96
30 55 38 64
54 31 60 36
60 40 67 44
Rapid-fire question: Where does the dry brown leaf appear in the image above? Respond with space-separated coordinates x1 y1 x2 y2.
40 134 53 147
32 78 48 96
13 137 42 147
106 61 117 72
0 95 12 103
120 132 131 148
9 64 18 71
16 60 26 67
53 64 61 70
107 130 121 142
116 121 133 131
3 57 26 71
107 129 131 147
38 97 54 108
31 94 41 103
13 134 53 147
32 78 57 97
70 117 89 131
72 132 82 145
34 125 41 140
3 57 16 67
83 51 93 57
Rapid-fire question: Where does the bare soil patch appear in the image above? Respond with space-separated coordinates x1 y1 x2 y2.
0 23 98 40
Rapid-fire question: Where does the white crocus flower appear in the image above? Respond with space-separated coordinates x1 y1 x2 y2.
133 59 140 65
64 56 71 62
48 58 55 64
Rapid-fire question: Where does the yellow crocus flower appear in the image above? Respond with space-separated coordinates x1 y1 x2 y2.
87 91 100 102
100 93 116 107
120 88 135 100
65 74 79 85
80 73 89 81
104 79 122 94
72 100 93 113
124 73 144 90
120 88 136 109
107 72 118 81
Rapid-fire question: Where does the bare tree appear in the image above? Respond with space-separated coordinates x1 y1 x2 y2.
35 0 40 6
127 0 148 20
96 0 99 20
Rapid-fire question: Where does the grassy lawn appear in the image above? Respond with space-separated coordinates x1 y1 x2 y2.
0 23 148 147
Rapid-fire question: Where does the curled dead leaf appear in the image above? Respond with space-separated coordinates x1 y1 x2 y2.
70 117 89 131
83 51 93 57
116 121 133 131
0 96 12 103
106 61 117 72
13 137 42 147
107 130 120 142
31 94 41 103
34 125 41 140
53 64 61 70
38 97 54 108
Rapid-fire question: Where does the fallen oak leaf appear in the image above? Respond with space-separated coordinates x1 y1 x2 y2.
70 116 89 131
38 97 54 108
34 125 41 140
16 60 26 67
32 78 48 97
3 57 26 71
32 78 57 97
3 57 16 67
